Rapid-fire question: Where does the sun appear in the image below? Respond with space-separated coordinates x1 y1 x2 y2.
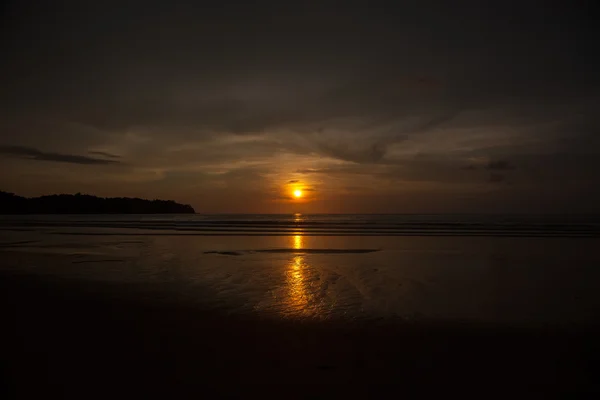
293 189 303 198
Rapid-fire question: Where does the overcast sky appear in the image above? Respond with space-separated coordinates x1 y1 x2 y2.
1 0 598 213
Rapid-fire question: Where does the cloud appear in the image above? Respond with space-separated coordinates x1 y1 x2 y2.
486 160 515 170
462 159 516 172
295 166 370 176
88 150 121 159
413 113 460 134
298 112 460 165
288 180 299 183
489 173 505 183
309 138 389 164
0 145 122 165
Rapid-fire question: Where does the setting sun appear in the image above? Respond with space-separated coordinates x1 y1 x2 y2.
293 189 302 198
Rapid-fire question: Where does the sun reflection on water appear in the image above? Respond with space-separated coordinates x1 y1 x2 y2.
293 234 303 250
285 234 312 316
286 255 309 313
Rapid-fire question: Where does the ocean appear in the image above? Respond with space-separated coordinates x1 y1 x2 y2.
2 213 600 236
1 214 600 324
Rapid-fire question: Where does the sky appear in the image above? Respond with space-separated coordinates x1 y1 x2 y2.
1 0 598 213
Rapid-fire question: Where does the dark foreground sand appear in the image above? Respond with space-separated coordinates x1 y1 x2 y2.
1 272 598 399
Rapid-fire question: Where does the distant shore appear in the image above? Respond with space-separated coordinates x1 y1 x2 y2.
0 191 195 214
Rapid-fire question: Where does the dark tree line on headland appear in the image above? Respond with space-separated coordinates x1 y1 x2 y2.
0 191 195 214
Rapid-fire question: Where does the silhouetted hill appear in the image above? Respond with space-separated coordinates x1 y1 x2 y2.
0 191 195 214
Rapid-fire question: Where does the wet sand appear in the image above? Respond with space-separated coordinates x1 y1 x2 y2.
2 271 598 398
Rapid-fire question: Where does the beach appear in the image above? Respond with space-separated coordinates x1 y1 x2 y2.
1 215 600 397
3 0 598 396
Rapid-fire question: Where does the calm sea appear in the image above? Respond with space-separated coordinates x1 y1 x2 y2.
1 213 599 237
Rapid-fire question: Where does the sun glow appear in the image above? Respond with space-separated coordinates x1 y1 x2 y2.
293 189 303 198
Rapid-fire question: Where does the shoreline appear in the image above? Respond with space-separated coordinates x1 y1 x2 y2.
2 271 598 397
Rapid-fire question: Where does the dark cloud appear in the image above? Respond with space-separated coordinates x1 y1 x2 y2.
88 151 121 159
297 112 463 165
288 180 298 183
489 173 506 183
309 138 389 164
0 145 121 165
295 167 371 176
486 160 515 171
